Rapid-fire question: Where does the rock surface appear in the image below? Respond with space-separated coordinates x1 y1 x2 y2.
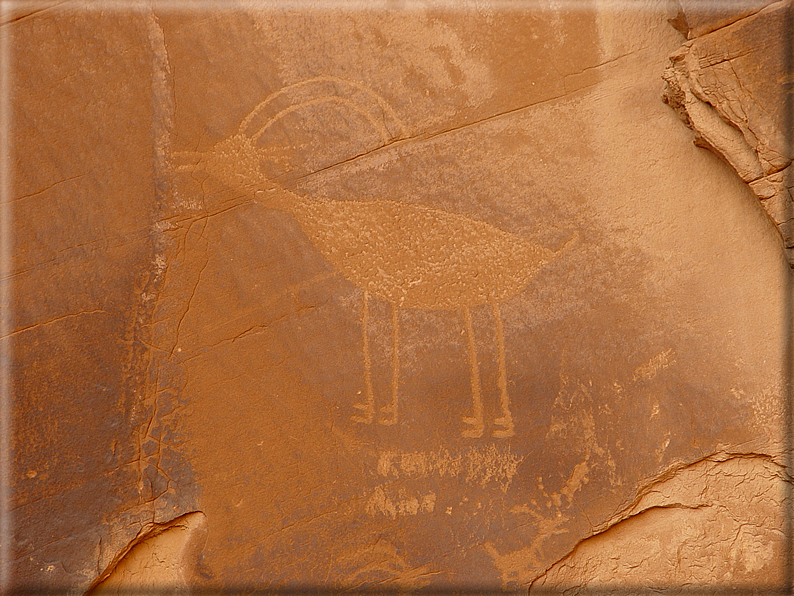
87 511 208 596
531 454 790 593
663 0 794 263
667 0 777 38
7 0 791 593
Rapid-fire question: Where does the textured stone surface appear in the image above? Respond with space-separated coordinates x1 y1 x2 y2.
7 1 791 593
668 0 777 38
9 9 199 592
531 454 790 593
663 0 794 263
87 512 207 595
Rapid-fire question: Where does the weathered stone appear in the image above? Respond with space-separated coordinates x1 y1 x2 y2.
531 454 790 593
9 9 198 592
668 0 777 39
663 1 794 259
86 512 207 596
7 1 790 594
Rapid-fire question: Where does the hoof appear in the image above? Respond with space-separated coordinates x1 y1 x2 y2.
378 405 398 425
351 402 374 424
493 427 514 439
462 416 484 438
493 415 514 438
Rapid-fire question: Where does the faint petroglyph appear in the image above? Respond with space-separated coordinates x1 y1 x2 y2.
632 348 675 382
176 76 578 438
338 538 440 592
377 444 523 492
484 543 540 587
655 432 672 462
555 460 590 508
250 12 496 121
548 347 680 494
484 508 569 587
484 349 681 588
377 447 461 479
748 381 785 435
733 377 785 447
546 373 614 495
365 485 437 519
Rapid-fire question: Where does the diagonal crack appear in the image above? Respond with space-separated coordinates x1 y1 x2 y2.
0 0 73 27
284 89 590 188
2 308 107 339
528 451 791 590
7 173 86 203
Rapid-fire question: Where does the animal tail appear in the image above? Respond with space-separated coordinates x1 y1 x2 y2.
171 150 204 173
555 230 580 256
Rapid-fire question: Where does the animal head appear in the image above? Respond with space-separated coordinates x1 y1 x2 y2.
174 133 281 194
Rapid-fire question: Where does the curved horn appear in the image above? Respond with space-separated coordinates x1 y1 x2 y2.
250 96 392 146
239 75 407 141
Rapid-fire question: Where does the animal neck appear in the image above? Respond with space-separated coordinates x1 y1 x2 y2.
256 185 315 218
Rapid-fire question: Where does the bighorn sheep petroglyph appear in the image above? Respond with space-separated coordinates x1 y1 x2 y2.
176 77 577 438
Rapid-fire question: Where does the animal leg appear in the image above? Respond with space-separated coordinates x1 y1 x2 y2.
379 302 399 425
352 291 375 423
462 305 485 438
490 300 514 438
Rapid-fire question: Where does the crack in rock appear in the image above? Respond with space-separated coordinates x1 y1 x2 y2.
529 453 790 593
662 1 794 264
85 511 208 596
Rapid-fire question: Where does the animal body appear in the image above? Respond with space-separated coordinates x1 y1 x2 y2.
177 77 576 438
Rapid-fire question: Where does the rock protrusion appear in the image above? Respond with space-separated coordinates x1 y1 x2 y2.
86 511 208 596
663 1 794 264
530 455 790 593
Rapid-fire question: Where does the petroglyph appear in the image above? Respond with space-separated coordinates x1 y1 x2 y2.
338 538 439 591
733 378 785 446
176 77 577 438
365 485 437 519
377 444 523 492
484 506 569 587
547 348 680 493
632 348 675 382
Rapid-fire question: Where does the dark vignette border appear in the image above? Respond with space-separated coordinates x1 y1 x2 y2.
1 1 793 595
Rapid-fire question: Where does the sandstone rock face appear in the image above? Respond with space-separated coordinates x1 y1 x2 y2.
663 1 794 263
668 0 777 38
531 454 789 593
7 1 791 594
10 11 200 592
86 512 207 596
